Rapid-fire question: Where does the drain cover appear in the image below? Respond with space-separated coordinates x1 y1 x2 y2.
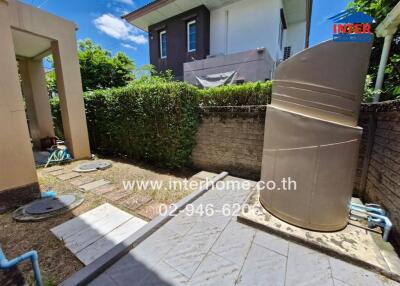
25 194 77 215
74 161 112 172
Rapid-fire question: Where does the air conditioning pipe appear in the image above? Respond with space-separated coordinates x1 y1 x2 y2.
350 204 392 241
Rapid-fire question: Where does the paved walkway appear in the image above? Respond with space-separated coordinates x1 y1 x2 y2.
88 176 399 286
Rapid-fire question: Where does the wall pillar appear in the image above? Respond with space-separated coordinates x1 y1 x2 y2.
0 0 40 213
51 37 91 159
19 59 55 148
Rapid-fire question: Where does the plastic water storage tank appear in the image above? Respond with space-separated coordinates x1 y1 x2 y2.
259 40 372 231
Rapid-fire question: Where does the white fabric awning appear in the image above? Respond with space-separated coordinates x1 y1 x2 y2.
195 71 237 88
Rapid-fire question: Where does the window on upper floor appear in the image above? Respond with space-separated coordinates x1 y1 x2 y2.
159 30 167 59
279 8 287 51
187 20 197 52
283 46 291 60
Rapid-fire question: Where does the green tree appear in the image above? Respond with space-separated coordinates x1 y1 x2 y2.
78 39 135 91
350 0 400 101
45 67 57 97
46 39 136 93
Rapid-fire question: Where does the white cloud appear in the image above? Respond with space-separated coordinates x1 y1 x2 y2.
121 43 137 50
114 6 130 15
113 0 134 6
127 34 147 44
93 14 147 45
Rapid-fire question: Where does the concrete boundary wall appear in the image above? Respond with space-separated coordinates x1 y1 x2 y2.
192 102 400 245
356 100 400 246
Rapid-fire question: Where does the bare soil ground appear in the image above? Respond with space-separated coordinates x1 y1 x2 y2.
0 156 197 285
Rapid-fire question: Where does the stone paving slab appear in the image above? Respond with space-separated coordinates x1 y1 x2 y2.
136 201 164 220
189 252 240 286
238 189 400 282
286 243 334 286
49 169 65 176
253 230 289 256
60 208 132 254
236 243 287 286
91 185 115 195
211 220 255 266
103 189 130 202
190 171 218 181
51 204 116 240
44 166 64 173
52 203 146 266
131 227 184 266
76 216 147 265
121 196 152 211
329 256 396 286
57 172 81 181
70 177 94 187
79 179 110 192
163 221 222 277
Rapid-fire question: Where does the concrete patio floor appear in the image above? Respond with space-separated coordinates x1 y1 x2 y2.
87 175 399 286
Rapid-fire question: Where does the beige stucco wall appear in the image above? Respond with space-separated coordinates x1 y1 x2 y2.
20 59 55 147
7 0 77 38
0 0 90 210
0 0 38 193
7 0 91 159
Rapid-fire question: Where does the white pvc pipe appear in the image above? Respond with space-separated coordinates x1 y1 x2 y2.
374 34 394 101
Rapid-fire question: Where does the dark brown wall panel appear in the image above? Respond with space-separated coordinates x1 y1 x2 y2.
148 5 210 80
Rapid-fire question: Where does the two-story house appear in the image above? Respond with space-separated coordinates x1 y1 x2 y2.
123 0 312 86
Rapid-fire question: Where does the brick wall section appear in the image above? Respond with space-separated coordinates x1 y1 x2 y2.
191 106 266 180
353 112 374 196
359 100 400 246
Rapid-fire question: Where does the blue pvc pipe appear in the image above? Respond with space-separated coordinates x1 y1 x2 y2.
41 191 57 198
350 205 392 241
350 202 386 215
0 248 43 286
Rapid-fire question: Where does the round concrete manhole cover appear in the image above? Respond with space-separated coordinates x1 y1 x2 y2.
25 194 77 215
74 161 112 172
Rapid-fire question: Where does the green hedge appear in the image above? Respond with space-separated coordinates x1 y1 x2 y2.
50 81 271 167
50 97 64 139
199 81 271 106
51 81 200 167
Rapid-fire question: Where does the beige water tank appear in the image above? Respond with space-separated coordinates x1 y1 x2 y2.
260 40 372 231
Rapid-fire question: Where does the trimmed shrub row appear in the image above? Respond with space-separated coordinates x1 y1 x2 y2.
199 81 271 106
50 81 271 167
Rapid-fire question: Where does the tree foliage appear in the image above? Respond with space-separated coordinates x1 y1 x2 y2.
46 39 136 93
350 0 400 101
78 39 135 91
45 66 57 97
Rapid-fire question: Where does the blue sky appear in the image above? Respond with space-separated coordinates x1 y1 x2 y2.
309 0 352 45
22 0 351 68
